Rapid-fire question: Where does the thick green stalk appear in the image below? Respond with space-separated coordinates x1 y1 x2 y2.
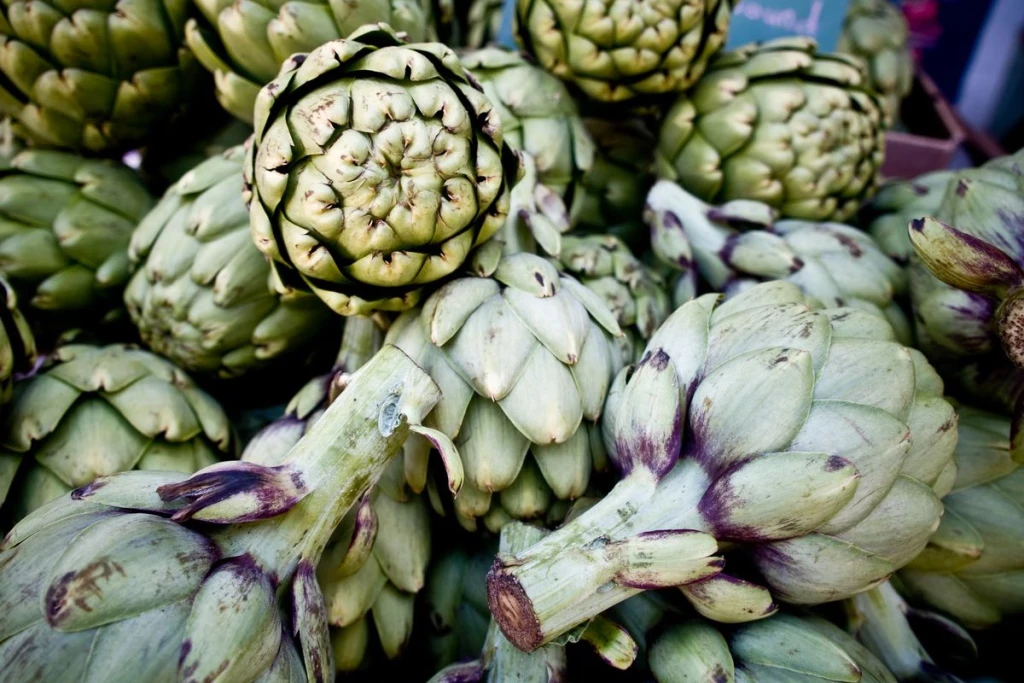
488 463 715 651
216 345 440 580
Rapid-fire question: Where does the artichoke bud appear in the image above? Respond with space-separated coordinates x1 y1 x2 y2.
156 460 310 523
182 556 283 682
649 621 735 683
578 616 639 671
321 494 379 580
904 508 983 573
680 574 778 624
292 560 334 680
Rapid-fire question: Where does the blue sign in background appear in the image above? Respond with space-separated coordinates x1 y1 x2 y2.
725 0 852 51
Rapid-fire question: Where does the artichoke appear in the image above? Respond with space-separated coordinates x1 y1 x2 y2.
242 316 433 671
0 345 445 681
0 0 199 153
515 0 736 106
555 233 670 351
647 180 911 343
185 0 438 123
460 47 595 256
897 404 1024 628
575 117 656 251
907 148 1024 368
245 24 519 316
860 170 953 266
648 611 897 683
0 131 154 320
838 0 914 122
656 37 886 223
488 280 957 649
0 273 35 409
463 0 505 49
0 344 234 521
386 250 624 532
125 145 333 378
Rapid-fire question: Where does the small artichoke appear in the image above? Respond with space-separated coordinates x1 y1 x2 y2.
0 273 35 410
387 250 624 532
0 0 199 153
515 0 736 105
648 611 896 683
656 37 886 223
555 233 670 352
838 0 914 122
907 148 1024 368
460 48 595 256
898 404 1024 628
243 316 433 671
245 24 519 316
860 170 954 266
575 118 656 251
186 0 438 123
0 345 443 681
125 145 333 378
647 181 911 343
488 281 957 649
0 131 154 319
0 344 234 521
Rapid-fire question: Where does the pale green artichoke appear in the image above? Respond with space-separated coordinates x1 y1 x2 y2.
0 344 234 521
0 273 35 410
838 0 914 123
860 170 954 266
648 611 896 683
908 149 1024 368
242 316 434 672
0 0 199 153
460 48 595 256
488 280 957 650
0 345 444 681
186 0 438 123
898 404 1024 628
0 133 154 318
656 37 886 223
125 145 333 378
245 24 519 316
386 250 624 532
555 233 670 352
575 117 656 251
463 0 505 48
515 0 736 105
647 180 911 343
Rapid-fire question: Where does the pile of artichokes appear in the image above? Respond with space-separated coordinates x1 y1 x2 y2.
1 1 1022 682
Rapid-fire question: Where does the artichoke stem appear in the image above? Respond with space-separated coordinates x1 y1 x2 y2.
847 582 938 680
232 344 441 580
488 468 714 651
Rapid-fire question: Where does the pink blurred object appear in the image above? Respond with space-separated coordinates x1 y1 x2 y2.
901 0 942 60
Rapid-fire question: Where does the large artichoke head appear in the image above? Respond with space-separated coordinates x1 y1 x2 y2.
899 404 1024 628
246 24 520 317
186 0 438 123
907 148 1024 368
125 145 333 378
0 0 199 153
387 251 625 532
0 344 234 521
515 0 736 106
647 181 911 343
0 345 443 681
656 37 886 223
0 274 35 410
0 138 155 318
488 281 958 650
838 0 914 123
